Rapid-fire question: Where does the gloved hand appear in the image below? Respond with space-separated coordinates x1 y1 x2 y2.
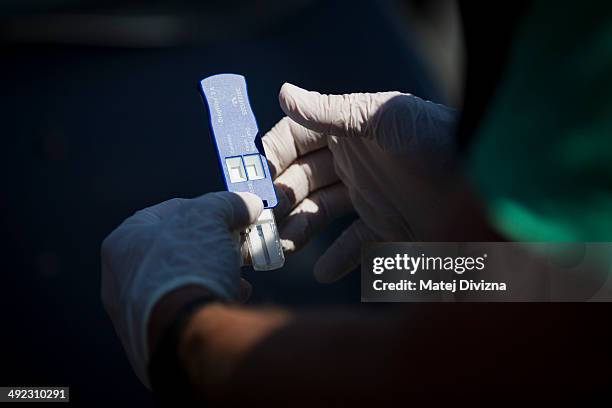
263 83 457 283
101 191 263 387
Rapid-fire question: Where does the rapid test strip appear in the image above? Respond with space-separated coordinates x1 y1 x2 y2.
200 73 284 271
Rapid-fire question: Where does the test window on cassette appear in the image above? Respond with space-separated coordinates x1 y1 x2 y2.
200 73 284 271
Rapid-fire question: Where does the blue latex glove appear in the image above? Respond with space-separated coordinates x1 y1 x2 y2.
101 191 262 387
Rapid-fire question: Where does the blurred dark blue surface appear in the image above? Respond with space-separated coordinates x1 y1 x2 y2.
0 0 439 405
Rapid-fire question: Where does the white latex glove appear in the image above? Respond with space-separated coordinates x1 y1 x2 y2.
263 83 457 283
101 191 263 387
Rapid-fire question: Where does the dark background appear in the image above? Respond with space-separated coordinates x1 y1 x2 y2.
0 0 442 405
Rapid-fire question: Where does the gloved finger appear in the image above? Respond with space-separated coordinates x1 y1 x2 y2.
274 148 338 219
313 218 380 283
124 198 189 226
239 278 252 303
279 183 353 254
262 116 327 178
197 191 264 231
279 82 400 139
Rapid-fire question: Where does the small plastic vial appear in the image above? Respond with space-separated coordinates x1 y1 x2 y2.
245 208 285 271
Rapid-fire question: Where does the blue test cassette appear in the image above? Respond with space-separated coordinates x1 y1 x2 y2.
200 73 284 271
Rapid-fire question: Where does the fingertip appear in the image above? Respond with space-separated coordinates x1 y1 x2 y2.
279 82 303 98
313 220 372 283
280 239 295 253
313 256 341 284
278 82 295 114
279 82 309 118
234 192 264 224
279 82 295 93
